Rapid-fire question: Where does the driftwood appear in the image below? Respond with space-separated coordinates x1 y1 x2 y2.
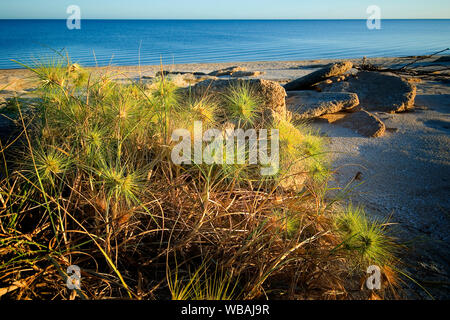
397 48 450 70
356 48 450 79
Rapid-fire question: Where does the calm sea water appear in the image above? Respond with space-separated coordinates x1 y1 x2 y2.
0 19 449 69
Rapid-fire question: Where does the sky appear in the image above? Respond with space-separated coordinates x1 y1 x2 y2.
0 0 449 19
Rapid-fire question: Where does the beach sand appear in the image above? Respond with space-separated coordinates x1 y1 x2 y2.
1 56 449 298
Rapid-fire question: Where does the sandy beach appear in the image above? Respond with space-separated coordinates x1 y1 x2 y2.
1 56 449 298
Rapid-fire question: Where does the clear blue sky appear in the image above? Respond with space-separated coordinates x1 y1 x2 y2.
1 0 449 19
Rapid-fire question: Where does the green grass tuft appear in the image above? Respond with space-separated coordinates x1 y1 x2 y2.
335 204 398 266
223 82 261 126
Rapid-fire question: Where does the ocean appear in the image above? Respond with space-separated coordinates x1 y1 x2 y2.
0 19 449 69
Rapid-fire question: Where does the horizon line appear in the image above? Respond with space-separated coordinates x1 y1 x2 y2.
1 18 450 20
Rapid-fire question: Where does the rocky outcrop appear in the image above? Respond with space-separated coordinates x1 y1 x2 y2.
207 67 264 78
334 110 386 137
209 66 247 77
155 71 207 77
145 72 218 87
318 71 417 113
286 91 359 120
316 112 349 124
284 61 353 91
231 71 265 77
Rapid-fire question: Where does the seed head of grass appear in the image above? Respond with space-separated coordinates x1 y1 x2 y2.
32 58 68 89
308 160 330 182
151 77 179 109
187 95 218 125
302 133 325 158
82 125 108 161
224 82 261 126
96 162 145 205
68 63 89 87
275 118 304 158
85 127 104 148
26 147 72 187
335 204 397 266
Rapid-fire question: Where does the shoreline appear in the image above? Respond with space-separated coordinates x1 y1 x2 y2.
0 55 431 70
2 55 449 87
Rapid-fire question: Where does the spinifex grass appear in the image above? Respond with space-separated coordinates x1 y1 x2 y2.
0 57 402 300
334 204 399 267
223 82 262 127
